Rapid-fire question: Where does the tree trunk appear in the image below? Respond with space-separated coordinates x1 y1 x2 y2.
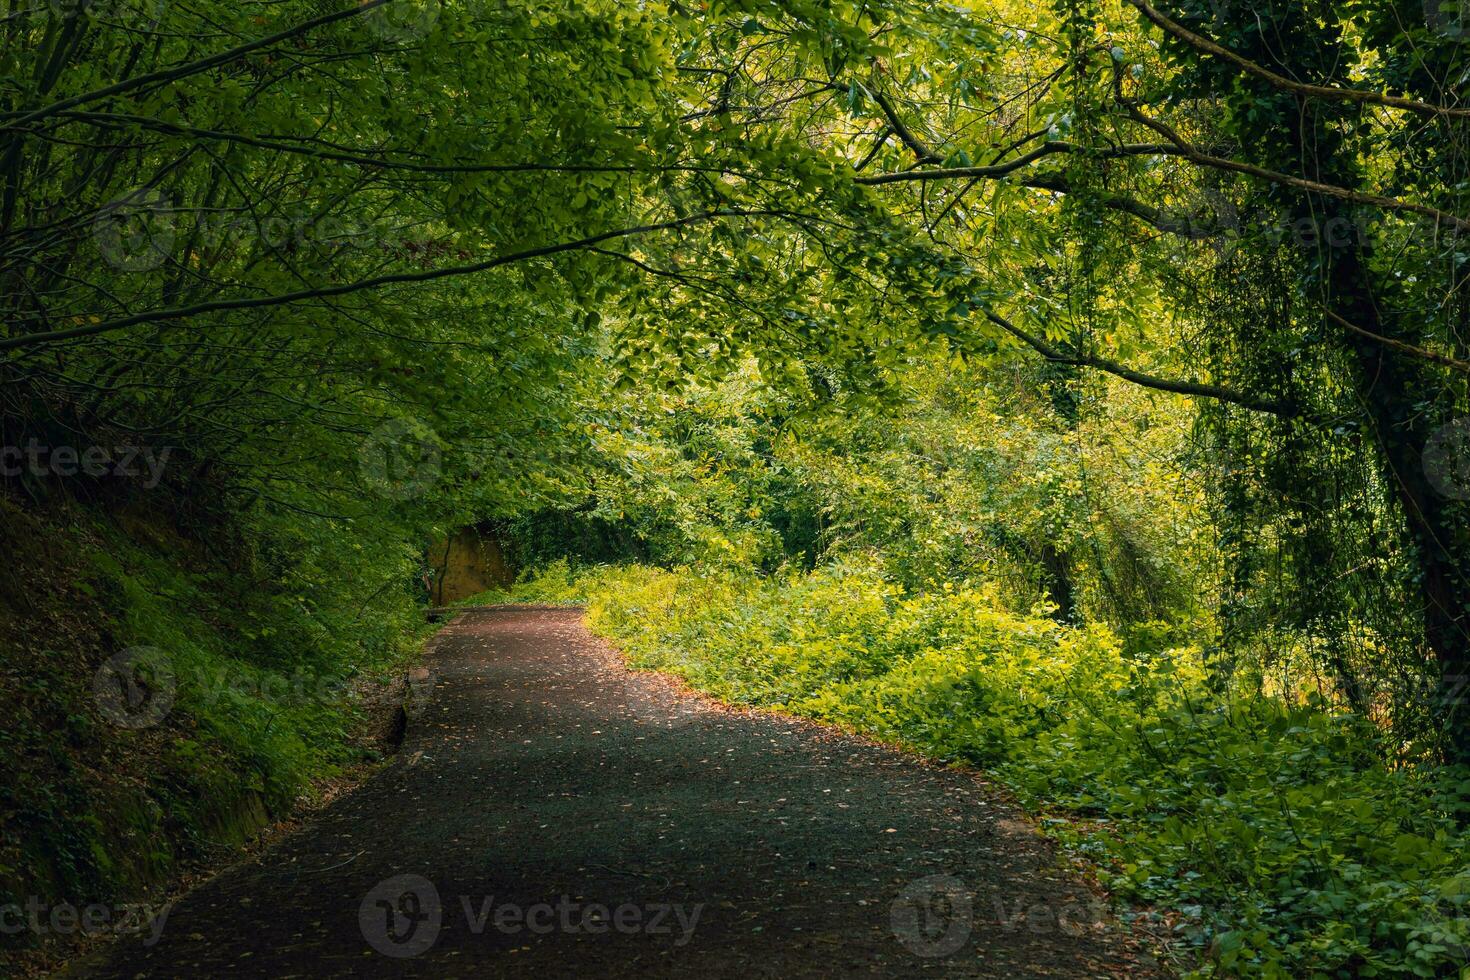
1330 245 1470 761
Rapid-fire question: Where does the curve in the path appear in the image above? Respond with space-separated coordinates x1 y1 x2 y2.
80 608 1162 979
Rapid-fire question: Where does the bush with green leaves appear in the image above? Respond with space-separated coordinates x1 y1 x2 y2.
544 561 1470 977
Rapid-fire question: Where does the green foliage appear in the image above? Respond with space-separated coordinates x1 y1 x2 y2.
553 561 1470 976
525 354 1214 631
0 499 436 919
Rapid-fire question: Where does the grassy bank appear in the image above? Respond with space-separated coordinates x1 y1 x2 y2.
0 498 435 965
493 560 1470 978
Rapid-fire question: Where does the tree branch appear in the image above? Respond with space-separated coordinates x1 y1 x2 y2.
981 308 1294 415
0 209 800 354
51 113 715 175
866 88 942 164
1124 0 1470 120
1 0 388 133
854 141 1182 185
1328 311 1470 374
1125 106 1470 230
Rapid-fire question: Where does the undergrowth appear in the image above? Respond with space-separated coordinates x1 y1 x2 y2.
0 498 434 948
499 559 1470 978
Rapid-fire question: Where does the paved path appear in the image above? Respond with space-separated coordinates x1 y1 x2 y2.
82 608 1161 978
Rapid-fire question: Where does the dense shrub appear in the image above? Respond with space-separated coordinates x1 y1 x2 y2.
511 561 1470 977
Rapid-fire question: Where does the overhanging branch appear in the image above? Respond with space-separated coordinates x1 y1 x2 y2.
981 308 1294 416
1 1 389 133
0 209 799 354
1124 0 1470 121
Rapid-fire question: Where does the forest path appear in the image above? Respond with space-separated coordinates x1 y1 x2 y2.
81 607 1161 978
